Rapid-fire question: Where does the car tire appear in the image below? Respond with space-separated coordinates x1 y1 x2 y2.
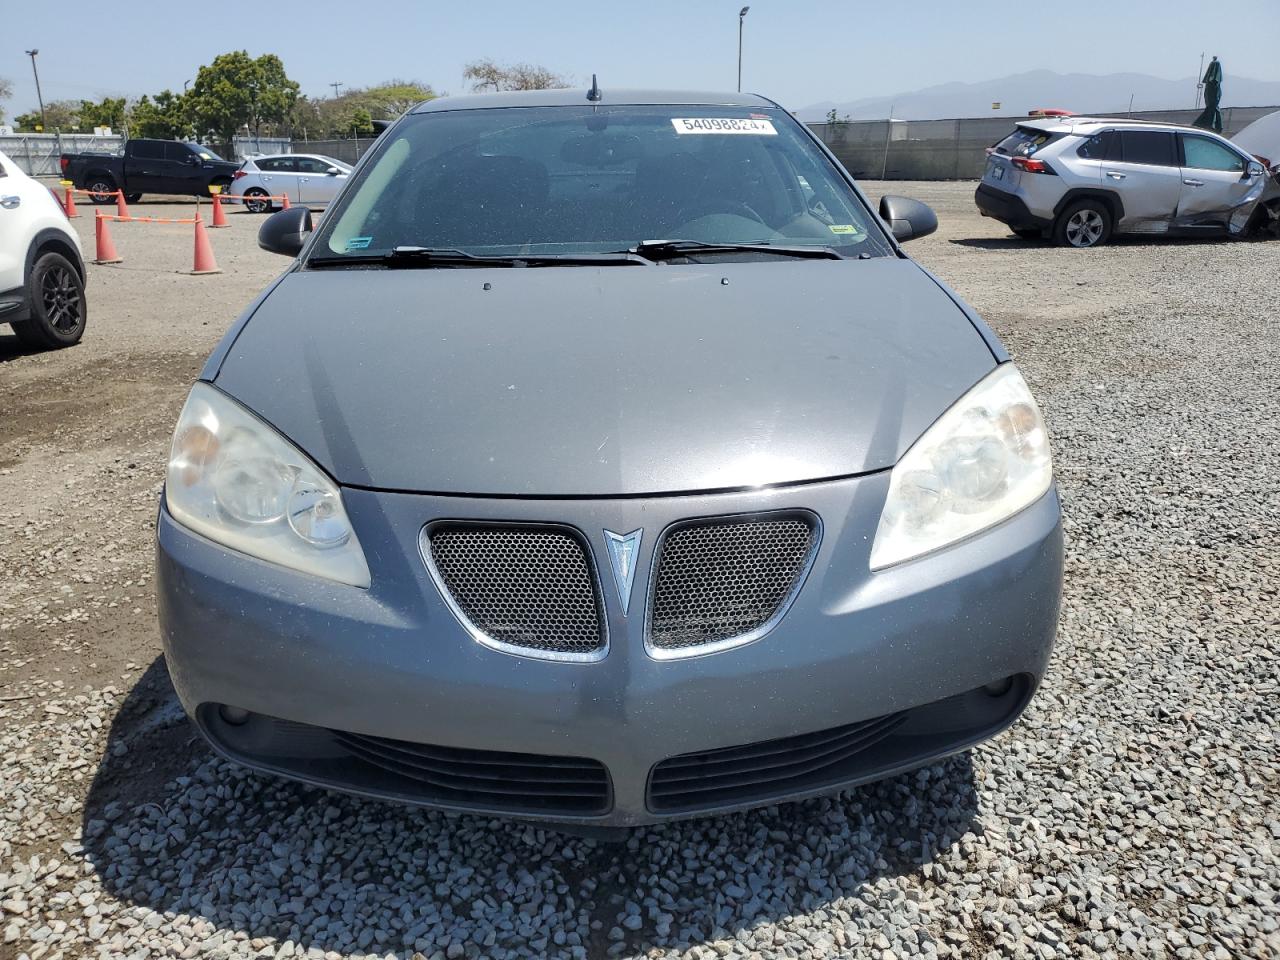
1053 200 1112 248
1012 228 1043 240
10 253 87 350
125 193 142 204
87 176 117 204
244 188 272 214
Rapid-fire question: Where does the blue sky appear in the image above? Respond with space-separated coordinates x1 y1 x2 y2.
5 0 1279 116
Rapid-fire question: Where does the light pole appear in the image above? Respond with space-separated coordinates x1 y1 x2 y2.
737 7 749 93
25 49 46 132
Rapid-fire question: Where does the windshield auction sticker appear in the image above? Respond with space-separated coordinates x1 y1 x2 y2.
671 117 777 135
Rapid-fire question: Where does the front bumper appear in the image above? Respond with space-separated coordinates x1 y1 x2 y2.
157 475 1063 826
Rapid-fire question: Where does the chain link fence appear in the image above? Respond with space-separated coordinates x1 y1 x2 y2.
809 106 1280 181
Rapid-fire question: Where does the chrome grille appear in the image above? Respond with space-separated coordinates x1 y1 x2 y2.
425 525 605 657
648 515 817 651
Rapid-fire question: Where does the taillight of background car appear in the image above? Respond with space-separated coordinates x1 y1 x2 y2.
1011 156 1056 175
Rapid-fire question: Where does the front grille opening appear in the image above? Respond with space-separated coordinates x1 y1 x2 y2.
649 712 906 811
648 514 817 650
426 524 605 656
334 730 611 814
197 705 613 817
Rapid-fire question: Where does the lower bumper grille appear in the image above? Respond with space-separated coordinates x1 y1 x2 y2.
334 730 611 815
648 711 906 812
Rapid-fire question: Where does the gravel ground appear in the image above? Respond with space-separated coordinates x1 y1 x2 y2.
1 184 1277 960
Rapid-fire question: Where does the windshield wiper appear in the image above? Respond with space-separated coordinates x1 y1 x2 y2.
622 239 846 262
307 246 649 269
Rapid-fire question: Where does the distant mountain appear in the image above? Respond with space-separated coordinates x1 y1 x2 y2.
797 70 1280 121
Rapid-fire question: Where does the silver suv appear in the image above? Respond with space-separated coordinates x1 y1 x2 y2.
975 117 1268 247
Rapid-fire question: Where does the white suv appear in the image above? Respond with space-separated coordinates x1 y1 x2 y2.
0 150 87 349
975 117 1269 247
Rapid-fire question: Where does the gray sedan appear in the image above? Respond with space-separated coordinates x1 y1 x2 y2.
156 88 1063 827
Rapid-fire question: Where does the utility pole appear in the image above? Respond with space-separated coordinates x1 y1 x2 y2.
330 81 344 99
881 105 895 181
25 49 46 131
1195 52 1205 109
737 7 749 93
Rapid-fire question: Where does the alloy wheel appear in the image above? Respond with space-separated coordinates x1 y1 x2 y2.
1065 210 1105 248
41 265 83 334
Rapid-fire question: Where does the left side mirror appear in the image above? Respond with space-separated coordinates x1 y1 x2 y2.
879 195 938 242
1247 160 1265 179
258 206 313 257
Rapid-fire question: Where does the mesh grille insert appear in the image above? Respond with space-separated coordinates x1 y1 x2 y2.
649 515 816 650
426 525 604 655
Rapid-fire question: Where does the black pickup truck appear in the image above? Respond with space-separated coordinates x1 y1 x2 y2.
59 139 241 202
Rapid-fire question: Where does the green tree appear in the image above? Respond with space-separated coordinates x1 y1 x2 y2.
186 51 300 142
15 99 78 132
78 96 127 131
129 91 191 139
291 80 436 139
0 77 11 124
463 59 569 92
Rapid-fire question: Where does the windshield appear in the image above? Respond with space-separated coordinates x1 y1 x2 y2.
314 104 892 260
188 143 225 162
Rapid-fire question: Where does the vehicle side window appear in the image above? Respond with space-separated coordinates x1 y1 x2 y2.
132 141 165 160
259 158 294 172
295 158 329 173
1076 130 1118 161
163 142 192 162
1180 135 1245 172
1118 131 1176 166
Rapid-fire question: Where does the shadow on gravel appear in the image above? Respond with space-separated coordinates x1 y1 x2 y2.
83 658 979 957
0 330 67 364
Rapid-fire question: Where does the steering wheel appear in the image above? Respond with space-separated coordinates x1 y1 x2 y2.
675 198 768 226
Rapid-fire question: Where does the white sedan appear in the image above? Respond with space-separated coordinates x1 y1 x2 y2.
228 154 352 212
0 150 87 349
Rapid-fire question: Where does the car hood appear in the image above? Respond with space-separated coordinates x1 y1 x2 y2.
213 258 995 496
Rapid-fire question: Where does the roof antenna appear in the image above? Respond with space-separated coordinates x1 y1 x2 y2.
587 74 602 102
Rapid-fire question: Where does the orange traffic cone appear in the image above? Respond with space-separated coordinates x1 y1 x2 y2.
64 185 80 218
190 215 221 275
279 193 291 210
115 190 131 220
210 192 229 228
94 212 123 264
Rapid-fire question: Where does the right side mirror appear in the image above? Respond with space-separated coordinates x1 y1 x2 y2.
258 206 313 257
879 195 938 242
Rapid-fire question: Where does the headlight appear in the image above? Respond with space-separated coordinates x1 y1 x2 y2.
870 364 1052 570
165 382 371 587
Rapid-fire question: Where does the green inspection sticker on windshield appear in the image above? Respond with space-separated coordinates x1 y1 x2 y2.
346 237 374 250
829 224 860 235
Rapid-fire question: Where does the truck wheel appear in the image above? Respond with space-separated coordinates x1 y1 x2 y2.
1052 199 1112 248
243 188 272 214
87 177 117 203
10 253 87 350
